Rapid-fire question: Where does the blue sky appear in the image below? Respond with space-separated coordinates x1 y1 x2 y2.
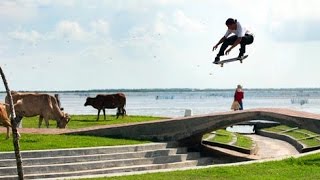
0 0 320 91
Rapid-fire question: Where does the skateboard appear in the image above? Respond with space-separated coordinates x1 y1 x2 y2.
213 55 248 67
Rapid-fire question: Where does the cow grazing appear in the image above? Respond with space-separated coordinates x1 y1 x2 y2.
84 93 126 121
6 92 70 128
0 103 11 139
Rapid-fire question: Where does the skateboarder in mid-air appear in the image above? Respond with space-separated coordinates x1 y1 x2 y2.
212 18 254 63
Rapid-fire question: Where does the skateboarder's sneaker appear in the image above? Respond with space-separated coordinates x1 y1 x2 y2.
237 55 245 60
213 56 220 64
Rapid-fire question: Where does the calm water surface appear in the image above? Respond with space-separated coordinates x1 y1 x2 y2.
1 89 319 117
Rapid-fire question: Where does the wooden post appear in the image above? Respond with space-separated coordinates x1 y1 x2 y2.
0 67 24 179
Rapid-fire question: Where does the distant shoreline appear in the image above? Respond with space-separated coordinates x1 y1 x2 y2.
1 87 320 93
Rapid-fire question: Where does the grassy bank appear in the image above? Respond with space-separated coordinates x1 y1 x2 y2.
0 134 150 152
84 152 320 180
209 129 233 144
205 129 253 149
263 125 320 147
0 115 161 151
235 133 252 149
21 115 167 129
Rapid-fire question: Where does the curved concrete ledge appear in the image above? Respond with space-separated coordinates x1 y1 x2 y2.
202 140 257 155
66 108 320 146
256 129 320 153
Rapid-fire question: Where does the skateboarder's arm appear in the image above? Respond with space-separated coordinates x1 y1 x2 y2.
225 37 242 54
213 36 226 50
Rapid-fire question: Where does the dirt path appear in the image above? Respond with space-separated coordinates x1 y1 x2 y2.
246 134 299 159
0 127 71 134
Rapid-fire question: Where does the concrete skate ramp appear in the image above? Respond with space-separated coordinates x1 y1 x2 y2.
67 108 320 145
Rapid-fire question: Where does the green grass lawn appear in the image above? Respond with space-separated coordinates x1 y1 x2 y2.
0 133 150 152
0 114 162 152
83 152 320 180
235 133 253 149
21 115 166 129
210 129 233 144
206 130 253 149
263 125 291 133
298 129 319 136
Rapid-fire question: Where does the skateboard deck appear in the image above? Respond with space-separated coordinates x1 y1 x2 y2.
213 55 248 67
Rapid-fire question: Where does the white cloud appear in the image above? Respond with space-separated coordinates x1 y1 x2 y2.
224 0 320 42
154 13 177 34
0 0 75 21
225 0 320 22
80 43 124 62
173 10 206 32
8 30 44 44
0 1 37 21
152 10 206 35
155 0 185 5
123 25 159 57
18 0 75 7
6 19 111 45
32 0 75 7
0 45 7 56
269 0 320 22
267 0 320 42
3 0 320 90
55 20 89 41
100 0 185 12
154 21 169 35
100 0 150 12
90 19 109 34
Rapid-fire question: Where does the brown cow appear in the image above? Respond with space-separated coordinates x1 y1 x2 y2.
6 92 70 128
0 103 11 139
84 93 126 121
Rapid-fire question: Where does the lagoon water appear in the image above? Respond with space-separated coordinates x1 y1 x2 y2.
1 89 320 117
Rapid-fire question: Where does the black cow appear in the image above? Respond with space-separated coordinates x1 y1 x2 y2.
84 93 126 121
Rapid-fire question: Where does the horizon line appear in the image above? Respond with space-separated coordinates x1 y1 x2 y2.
1 87 320 93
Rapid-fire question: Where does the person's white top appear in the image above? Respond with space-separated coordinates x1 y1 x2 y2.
224 21 250 38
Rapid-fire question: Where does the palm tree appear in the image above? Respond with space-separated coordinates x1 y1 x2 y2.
0 67 24 179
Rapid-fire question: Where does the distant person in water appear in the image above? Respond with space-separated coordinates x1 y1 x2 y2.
212 18 254 63
234 85 244 110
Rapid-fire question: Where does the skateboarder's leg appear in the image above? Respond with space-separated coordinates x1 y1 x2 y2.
239 43 246 57
239 34 254 57
217 35 238 56
214 35 238 63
